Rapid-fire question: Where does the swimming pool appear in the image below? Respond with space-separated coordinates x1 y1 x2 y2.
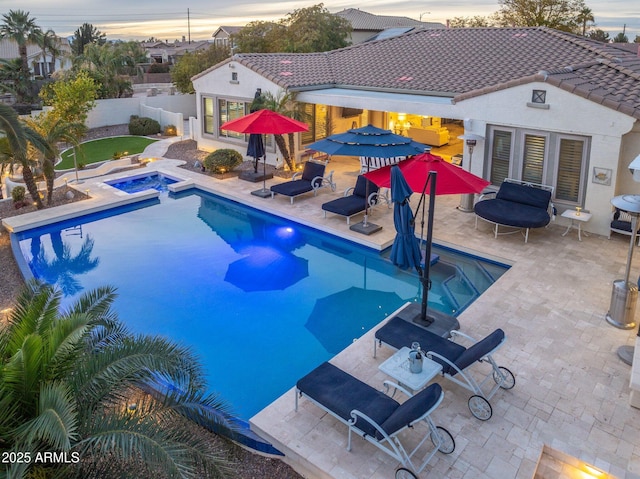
13 187 508 420
106 172 178 193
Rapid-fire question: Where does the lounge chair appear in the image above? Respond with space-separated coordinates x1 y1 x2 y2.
270 160 335 204
374 316 515 420
321 175 379 225
295 361 454 477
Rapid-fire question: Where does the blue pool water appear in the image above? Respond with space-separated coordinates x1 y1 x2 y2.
106 173 178 193
14 188 508 419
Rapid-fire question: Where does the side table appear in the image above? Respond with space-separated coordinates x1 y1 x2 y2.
561 209 592 241
378 346 442 394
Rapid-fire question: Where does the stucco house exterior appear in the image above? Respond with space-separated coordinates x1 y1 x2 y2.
0 37 71 77
191 27 640 238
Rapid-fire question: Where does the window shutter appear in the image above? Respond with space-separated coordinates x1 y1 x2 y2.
490 130 512 185
522 134 546 184
556 139 584 202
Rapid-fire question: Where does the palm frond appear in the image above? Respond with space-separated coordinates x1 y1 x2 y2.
12 381 78 451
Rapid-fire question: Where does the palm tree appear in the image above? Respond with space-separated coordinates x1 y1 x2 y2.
0 103 50 208
0 281 234 479
576 7 595 36
0 10 43 102
25 113 85 204
35 29 62 77
257 90 309 172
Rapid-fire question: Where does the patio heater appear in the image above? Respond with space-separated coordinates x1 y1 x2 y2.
456 133 484 212
606 194 640 334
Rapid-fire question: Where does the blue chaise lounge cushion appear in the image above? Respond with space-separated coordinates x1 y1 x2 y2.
322 175 379 218
474 182 551 229
271 161 326 197
377 382 442 439
296 361 398 438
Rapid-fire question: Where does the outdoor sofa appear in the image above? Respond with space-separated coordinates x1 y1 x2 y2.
270 160 335 204
474 178 554 243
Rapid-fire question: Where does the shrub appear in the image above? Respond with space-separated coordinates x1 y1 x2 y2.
163 124 177 136
203 149 243 174
148 63 170 73
11 185 26 203
11 185 27 208
128 116 161 136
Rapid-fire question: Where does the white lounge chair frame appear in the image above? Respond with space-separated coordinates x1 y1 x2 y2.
424 330 515 421
295 380 454 476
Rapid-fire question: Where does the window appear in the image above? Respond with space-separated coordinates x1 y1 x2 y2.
203 97 214 135
218 99 247 139
300 103 328 145
532 90 546 104
555 138 586 202
489 130 513 185
486 126 589 206
521 134 546 184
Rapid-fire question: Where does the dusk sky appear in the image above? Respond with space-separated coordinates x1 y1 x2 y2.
10 0 640 42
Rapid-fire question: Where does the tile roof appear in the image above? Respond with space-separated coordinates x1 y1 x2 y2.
229 27 640 120
335 8 438 31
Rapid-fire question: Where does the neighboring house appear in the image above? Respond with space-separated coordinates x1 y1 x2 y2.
212 26 242 52
191 27 640 238
335 8 444 43
0 37 71 77
143 39 211 65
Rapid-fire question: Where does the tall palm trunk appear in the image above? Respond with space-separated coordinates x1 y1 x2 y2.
287 132 296 170
43 156 54 204
274 134 295 172
21 162 43 208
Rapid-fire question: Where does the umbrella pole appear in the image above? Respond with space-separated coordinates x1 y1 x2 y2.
350 156 382 235
421 171 437 322
251 135 272 198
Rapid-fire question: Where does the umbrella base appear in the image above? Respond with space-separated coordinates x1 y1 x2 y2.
350 221 382 235
396 303 460 338
251 188 272 198
239 170 274 183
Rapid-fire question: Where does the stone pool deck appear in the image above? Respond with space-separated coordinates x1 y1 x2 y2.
3 141 640 479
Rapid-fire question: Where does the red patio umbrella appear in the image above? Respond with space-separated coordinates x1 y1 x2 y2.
219 109 309 135
363 152 489 195
220 109 309 197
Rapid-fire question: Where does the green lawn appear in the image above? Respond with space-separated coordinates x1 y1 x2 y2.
56 136 158 170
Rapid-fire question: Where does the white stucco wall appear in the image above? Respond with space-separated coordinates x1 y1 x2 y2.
84 94 195 129
454 82 637 236
192 62 286 163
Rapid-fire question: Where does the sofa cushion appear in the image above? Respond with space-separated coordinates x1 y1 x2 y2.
301 161 325 182
474 199 550 228
322 195 367 217
496 181 551 210
271 180 313 197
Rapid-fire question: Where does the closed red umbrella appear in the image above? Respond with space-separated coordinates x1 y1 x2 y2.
219 109 309 135
364 152 489 195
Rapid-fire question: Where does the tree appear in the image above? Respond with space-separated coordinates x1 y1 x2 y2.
282 4 352 53
0 281 234 479
0 10 43 102
0 103 51 209
234 3 351 53
588 29 610 42
70 23 106 56
35 29 63 77
493 0 590 33
576 7 595 36
613 31 629 43
72 42 143 98
449 16 495 28
254 90 309 172
171 44 230 94
233 21 285 53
